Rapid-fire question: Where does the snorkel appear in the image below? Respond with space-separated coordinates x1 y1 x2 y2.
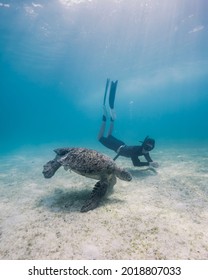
140 136 155 152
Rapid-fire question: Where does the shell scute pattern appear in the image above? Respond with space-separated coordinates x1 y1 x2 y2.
65 148 115 175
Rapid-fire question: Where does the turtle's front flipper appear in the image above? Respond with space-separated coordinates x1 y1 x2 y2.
81 181 108 212
42 159 61 178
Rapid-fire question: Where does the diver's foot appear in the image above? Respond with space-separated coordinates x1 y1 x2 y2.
102 105 108 119
110 109 116 121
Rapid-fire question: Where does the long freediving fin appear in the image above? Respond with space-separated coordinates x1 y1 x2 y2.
109 80 118 109
103 78 110 106
102 78 110 121
109 80 118 121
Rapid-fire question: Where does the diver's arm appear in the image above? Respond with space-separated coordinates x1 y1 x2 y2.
144 153 153 162
144 153 159 168
131 156 149 167
131 154 159 167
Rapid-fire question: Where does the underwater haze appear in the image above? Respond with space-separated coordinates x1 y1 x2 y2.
0 0 208 152
1 0 208 261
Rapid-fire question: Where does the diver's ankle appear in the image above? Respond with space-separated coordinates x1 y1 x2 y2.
102 115 107 122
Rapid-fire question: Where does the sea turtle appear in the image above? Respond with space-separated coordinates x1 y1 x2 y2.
42 147 132 212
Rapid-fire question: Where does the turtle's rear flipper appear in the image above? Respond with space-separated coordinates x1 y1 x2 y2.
54 148 71 156
81 181 108 212
42 159 61 178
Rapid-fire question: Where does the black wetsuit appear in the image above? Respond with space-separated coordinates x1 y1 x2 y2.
99 135 153 167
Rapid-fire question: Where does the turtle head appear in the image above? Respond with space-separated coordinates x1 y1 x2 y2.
115 168 132 181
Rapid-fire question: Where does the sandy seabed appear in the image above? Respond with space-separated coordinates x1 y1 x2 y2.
0 144 208 260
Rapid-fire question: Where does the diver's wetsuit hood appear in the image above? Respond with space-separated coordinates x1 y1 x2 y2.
140 136 155 151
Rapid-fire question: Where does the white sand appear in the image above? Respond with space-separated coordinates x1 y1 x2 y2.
0 144 208 260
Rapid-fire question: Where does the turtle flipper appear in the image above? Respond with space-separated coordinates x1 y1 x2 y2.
54 148 72 156
42 159 61 178
81 181 108 212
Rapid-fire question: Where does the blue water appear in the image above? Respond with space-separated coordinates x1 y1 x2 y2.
0 0 208 153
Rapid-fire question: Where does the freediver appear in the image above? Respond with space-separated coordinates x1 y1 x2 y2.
97 79 159 168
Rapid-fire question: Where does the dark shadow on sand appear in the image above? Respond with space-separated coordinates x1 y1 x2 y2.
37 187 124 213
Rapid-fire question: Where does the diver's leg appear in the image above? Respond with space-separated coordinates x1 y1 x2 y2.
107 119 114 136
97 103 109 140
97 115 107 140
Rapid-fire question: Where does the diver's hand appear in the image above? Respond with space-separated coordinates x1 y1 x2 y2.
149 162 159 168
